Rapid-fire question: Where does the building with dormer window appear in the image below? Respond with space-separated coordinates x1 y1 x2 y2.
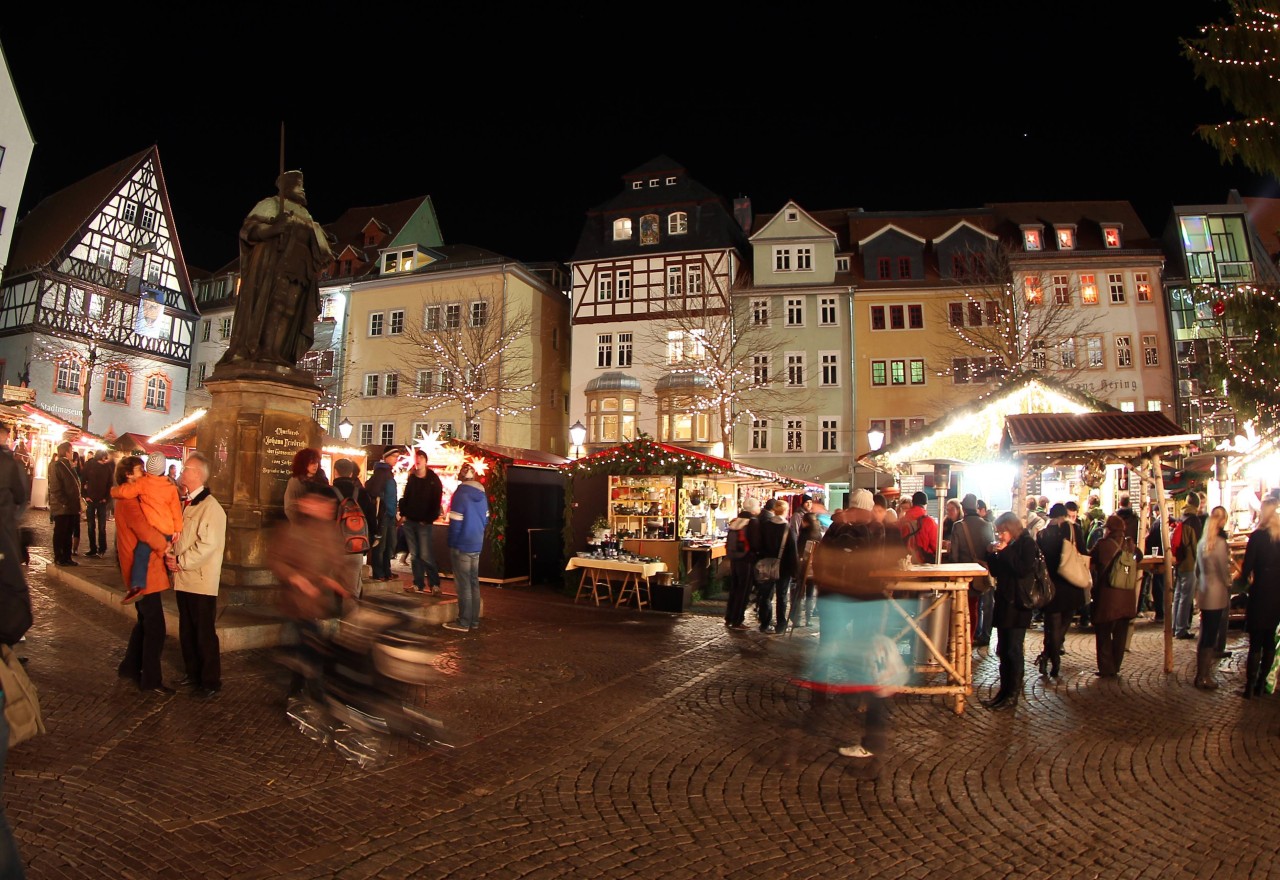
569 156 750 455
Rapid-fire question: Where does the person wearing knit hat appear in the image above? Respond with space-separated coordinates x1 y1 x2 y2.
850 488 874 511
1035 501 1087 679
111 453 184 603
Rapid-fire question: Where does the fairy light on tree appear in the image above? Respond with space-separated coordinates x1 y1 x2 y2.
35 315 153 431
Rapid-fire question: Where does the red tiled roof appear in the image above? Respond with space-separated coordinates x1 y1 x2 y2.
6 148 154 274
1001 412 1197 453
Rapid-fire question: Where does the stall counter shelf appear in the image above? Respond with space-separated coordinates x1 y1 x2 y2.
620 539 680 575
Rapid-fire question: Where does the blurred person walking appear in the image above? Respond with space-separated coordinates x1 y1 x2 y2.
1193 506 1231 690
1239 497 1280 698
284 448 328 525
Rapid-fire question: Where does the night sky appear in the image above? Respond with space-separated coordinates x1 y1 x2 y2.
1 3 1272 273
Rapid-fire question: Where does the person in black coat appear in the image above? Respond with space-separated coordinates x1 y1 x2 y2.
1240 497 1280 698
985 511 1037 710
755 499 798 634
1035 503 1086 679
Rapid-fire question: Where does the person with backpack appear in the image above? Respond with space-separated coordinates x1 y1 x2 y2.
1091 514 1141 677
898 491 938 564
984 511 1039 710
722 499 759 631
1172 493 1207 640
1193 506 1231 690
332 459 375 600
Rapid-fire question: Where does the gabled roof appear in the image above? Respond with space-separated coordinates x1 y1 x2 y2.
1000 411 1199 457
987 201 1159 250
748 201 839 243
857 223 928 247
5 148 153 273
934 219 1000 244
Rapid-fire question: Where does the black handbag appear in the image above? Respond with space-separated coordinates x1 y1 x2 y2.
1015 544 1055 610
753 529 786 583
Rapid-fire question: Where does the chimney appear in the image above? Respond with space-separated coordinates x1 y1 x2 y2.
733 196 752 234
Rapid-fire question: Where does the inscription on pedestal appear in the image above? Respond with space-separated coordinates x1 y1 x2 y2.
263 422 303 481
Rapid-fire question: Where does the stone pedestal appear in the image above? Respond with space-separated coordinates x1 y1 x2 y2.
198 377 323 603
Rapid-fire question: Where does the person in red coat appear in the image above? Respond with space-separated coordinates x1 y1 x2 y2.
898 491 938 564
113 455 175 695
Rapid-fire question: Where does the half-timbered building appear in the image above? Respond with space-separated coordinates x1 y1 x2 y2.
0 147 197 436
0 42 35 274
569 156 750 455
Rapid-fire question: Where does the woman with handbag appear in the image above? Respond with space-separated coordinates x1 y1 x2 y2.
754 499 796 634
984 512 1038 710
1091 515 1140 678
1193 506 1231 690
1239 497 1280 698
1035 504 1087 679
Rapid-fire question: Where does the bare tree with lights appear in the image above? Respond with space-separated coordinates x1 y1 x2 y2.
640 293 808 462
34 324 155 431
394 288 537 438
930 243 1101 398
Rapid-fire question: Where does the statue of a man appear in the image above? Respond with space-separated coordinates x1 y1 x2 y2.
217 170 332 373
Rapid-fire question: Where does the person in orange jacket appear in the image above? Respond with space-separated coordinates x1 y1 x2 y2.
111 452 182 603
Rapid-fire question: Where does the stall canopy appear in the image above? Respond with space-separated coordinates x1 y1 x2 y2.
19 403 108 449
567 436 817 490
116 432 183 460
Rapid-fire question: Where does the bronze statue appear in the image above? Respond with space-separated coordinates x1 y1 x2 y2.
217 170 332 377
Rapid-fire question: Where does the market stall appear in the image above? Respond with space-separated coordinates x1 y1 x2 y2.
10 402 109 509
564 436 815 596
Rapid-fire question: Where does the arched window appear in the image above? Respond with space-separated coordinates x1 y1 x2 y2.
144 374 170 412
55 360 82 394
103 366 130 403
668 212 688 235
612 218 633 241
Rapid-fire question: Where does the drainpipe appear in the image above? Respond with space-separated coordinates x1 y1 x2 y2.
846 284 857 491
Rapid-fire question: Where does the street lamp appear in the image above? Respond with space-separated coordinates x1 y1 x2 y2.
867 428 885 492
569 420 587 458
337 418 353 441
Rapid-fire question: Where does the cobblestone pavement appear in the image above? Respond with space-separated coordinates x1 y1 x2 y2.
7 511 1280 878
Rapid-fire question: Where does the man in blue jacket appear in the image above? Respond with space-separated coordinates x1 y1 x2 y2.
365 447 402 582
443 463 488 633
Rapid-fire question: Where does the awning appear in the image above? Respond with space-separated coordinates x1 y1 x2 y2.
117 432 183 459
18 404 109 447
1000 412 1200 459
567 437 815 489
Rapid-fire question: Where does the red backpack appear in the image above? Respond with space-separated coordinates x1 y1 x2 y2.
334 485 371 554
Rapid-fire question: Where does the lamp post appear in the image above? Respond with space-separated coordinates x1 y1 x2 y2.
867 428 884 492
569 419 587 459
337 418 353 442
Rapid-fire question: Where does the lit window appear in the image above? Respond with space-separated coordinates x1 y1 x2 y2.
787 353 805 386
399 251 414 272
144 375 168 410
909 359 925 385
389 310 404 335
598 273 613 301
751 419 769 451
820 297 837 325
1056 227 1075 250
667 331 684 364
1087 337 1104 368
774 248 792 272
871 360 887 386
890 360 906 385
821 418 839 452
383 253 397 273
666 176 677 185
1052 275 1070 305
1023 228 1042 251
1081 274 1098 304
369 312 384 336
1143 335 1159 366
668 212 688 235
1108 273 1126 304
820 352 838 386
1103 226 1121 248
786 418 804 452
688 329 706 361
617 271 631 300
1147 400 1163 412
470 301 488 327
1024 276 1043 304
1119 401 1136 413
1031 340 1046 370
752 299 769 326
786 298 804 326
1136 272 1152 302
1060 341 1077 369
613 218 632 240
796 247 813 271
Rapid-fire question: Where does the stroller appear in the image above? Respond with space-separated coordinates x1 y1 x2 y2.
283 593 448 768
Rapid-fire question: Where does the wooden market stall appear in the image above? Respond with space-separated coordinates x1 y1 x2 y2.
9 402 109 509
1000 411 1201 673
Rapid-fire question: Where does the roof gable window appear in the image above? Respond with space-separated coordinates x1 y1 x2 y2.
1021 226 1043 251
1102 225 1122 248
613 218 633 241
1055 225 1076 250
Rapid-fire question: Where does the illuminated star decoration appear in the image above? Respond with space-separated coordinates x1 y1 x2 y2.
466 456 488 477
414 427 447 462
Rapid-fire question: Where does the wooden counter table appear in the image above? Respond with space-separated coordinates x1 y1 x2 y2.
868 563 988 715
566 557 668 609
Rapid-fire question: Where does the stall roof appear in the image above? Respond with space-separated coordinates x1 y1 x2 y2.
116 432 183 459
446 439 569 469
1000 412 1200 458
569 438 815 488
19 404 108 446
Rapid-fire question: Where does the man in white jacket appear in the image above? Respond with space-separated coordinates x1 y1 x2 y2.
169 452 227 699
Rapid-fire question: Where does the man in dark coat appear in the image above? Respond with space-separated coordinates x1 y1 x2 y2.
47 441 81 567
985 512 1038 710
365 448 402 582
951 494 995 647
0 423 31 648
398 449 443 595
1036 503 1086 678
81 450 114 558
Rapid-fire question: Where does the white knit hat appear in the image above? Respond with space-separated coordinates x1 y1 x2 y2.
850 488 875 511
145 452 167 476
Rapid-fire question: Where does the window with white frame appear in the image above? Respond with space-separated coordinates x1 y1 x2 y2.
1142 334 1159 366
411 422 430 439
384 373 398 396
1052 274 1070 305
424 305 441 330
751 299 769 326
613 218 632 240
820 418 839 452
122 201 137 224
416 370 432 393
375 423 393 445
1056 227 1075 250
666 176 677 185
1116 335 1133 367
752 353 770 385
836 256 850 272
786 298 803 326
1087 336 1104 368
104 367 129 402
144 375 168 410
200 320 211 342
688 329 706 361
1023 228 1042 251
364 373 381 396
56 360 80 393
617 270 632 300
436 422 455 439
1060 340 1077 369
438 370 454 391
774 248 792 271
598 272 613 301
631 181 642 190
786 352 805 386
389 309 404 335
687 265 703 295
618 333 633 367
668 212 688 235
1103 226 1121 248
786 418 804 452
368 312 384 336
1147 399 1163 412
470 301 488 327
140 208 156 231
796 247 813 271
667 331 684 364
667 266 683 297
820 352 839 386
597 334 613 368
195 363 206 389
1031 339 1047 370
751 419 769 451
1135 272 1152 302
820 297 837 325
359 423 374 445
218 317 232 339
445 304 461 329
1108 273 1126 303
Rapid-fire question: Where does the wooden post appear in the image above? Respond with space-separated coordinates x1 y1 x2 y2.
1152 453 1175 673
